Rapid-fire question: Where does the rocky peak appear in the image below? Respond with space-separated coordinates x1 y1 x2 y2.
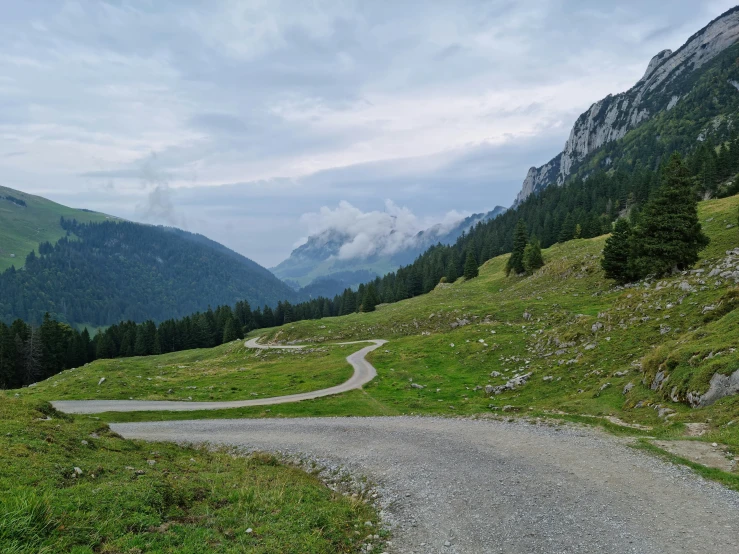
513 6 739 206
640 49 672 82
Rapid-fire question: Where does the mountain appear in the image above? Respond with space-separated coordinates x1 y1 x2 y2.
0 185 114 273
272 205 506 290
515 6 739 204
0 186 298 327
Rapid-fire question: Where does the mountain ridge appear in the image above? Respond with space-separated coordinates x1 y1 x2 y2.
0 186 298 326
514 5 739 205
272 205 506 289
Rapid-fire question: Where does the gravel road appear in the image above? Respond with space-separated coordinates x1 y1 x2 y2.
52 339 386 414
113 416 739 554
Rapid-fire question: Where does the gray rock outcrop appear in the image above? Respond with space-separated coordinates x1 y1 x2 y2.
514 7 739 205
687 369 739 408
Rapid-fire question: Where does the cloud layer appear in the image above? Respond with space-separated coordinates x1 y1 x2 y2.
299 200 468 260
0 1 736 266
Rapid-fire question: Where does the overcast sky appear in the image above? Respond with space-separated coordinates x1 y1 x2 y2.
1 1 736 266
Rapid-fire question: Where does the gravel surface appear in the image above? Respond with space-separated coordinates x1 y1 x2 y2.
52 339 386 414
113 416 739 554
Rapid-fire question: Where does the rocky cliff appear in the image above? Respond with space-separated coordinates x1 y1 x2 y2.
514 6 739 205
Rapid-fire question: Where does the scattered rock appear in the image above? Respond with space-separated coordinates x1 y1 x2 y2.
623 382 634 395
488 373 533 395
686 369 739 407
410 383 425 390
97 377 106 386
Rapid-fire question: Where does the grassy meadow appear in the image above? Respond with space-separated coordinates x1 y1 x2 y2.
0 395 379 553
19 341 353 402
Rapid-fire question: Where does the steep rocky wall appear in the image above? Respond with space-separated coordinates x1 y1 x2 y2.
514 7 739 206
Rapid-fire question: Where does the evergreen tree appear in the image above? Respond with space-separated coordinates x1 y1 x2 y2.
522 238 544 275
463 251 479 280
222 318 239 343
601 218 633 284
558 213 576 243
361 284 379 312
506 220 528 276
631 154 710 278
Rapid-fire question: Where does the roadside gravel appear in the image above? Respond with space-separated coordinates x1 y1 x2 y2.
113 416 739 554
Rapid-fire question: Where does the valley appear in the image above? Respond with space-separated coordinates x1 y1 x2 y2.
4 4 739 553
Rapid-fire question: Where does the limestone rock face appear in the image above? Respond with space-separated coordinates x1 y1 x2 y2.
514 7 739 205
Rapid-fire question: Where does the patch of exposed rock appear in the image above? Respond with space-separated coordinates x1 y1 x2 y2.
514 7 739 205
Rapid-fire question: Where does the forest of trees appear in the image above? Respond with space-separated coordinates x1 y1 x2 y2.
0 218 298 326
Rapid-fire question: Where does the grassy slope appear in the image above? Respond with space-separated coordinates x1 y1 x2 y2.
21 341 354 402
0 185 113 272
0 396 378 553
58 196 737 464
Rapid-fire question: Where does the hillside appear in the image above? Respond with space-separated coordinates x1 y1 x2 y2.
515 6 739 204
272 206 506 289
0 397 378 553
23 195 739 472
0 188 299 327
0 185 112 272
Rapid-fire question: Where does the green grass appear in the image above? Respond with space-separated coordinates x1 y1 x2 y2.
0 394 379 553
21 341 354 402
0 185 113 272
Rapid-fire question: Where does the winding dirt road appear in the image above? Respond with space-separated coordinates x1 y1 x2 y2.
51 338 386 414
113 416 739 554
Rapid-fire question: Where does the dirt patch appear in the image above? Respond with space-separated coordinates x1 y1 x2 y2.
683 422 711 437
651 440 737 472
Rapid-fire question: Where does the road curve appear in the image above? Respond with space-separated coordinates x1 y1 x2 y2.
112 416 739 554
51 338 386 414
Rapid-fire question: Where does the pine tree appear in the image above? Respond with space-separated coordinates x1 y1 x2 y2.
631 154 710 278
522 238 544 275
558 213 576 243
361 284 379 312
463 251 479 280
506 220 528 276
222 318 239 343
601 218 633 284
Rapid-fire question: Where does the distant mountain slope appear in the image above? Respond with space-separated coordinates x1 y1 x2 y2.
0 188 298 327
272 206 506 288
515 6 739 204
0 185 112 272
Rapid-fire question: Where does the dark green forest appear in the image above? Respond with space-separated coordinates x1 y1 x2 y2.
0 219 298 326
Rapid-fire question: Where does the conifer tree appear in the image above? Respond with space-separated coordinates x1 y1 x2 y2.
558 213 576 243
631 154 709 278
463 251 479 280
222 318 239 343
361 284 379 312
601 218 633 284
506 220 528 276
522 238 544 275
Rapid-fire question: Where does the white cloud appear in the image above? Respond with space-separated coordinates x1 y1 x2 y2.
300 200 468 260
